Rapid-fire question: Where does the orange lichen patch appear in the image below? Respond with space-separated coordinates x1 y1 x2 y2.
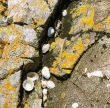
50 67 59 75
93 23 104 31
83 33 90 48
8 70 15 75
73 38 84 54
0 25 23 43
50 38 85 75
61 92 66 99
32 17 44 32
2 100 9 108
24 104 30 108
0 78 16 107
66 40 71 47
69 25 79 34
36 95 39 100
49 0 53 2
34 1 49 11
106 16 110 25
40 4 49 11
49 42 55 51
61 52 79 69
80 7 94 28
51 57 61 67
62 69 71 74
0 5 4 13
71 4 95 30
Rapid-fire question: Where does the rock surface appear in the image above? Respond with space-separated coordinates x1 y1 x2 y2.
0 0 110 108
0 71 21 108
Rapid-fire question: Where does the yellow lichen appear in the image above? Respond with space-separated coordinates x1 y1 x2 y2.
49 42 55 51
73 38 84 54
0 78 16 107
50 38 84 75
2 100 9 108
106 16 110 25
93 23 104 31
61 92 66 99
70 4 95 31
24 104 30 108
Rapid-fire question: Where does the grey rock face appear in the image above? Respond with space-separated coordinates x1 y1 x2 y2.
0 71 21 108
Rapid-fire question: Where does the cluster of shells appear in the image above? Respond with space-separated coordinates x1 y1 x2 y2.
22 9 67 106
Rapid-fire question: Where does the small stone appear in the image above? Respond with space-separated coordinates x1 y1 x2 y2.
62 10 67 16
23 79 34 91
43 89 47 95
72 103 79 108
41 80 47 88
42 44 50 53
41 67 50 79
47 27 55 37
87 70 103 78
47 80 55 89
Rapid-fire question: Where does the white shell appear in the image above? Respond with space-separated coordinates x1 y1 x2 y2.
47 80 55 89
23 79 34 91
43 89 47 95
47 27 55 37
27 72 39 81
62 10 67 16
56 20 62 30
72 103 79 108
41 80 47 88
41 67 50 79
42 44 50 53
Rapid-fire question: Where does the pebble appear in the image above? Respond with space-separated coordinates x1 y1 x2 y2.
47 27 55 37
62 10 67 16
41 67 50 79
42 44 50 53
47 80 55 89
72 103 79 108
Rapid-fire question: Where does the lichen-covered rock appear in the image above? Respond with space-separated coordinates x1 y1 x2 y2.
0 71 21 108
43 0 110 77
0 24 39 79
8 0 58 25
46 35 110 108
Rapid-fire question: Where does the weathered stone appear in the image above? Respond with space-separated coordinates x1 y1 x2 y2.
43 0 110 77
8 0 58 25
0 71 21 108
0 24 39 79
46 35 110 108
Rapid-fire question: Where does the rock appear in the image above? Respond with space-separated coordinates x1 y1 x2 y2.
46 35 110 108
43 0 110 78
8 0 58 25
0 24 39 79
0 71 21 108
42 44 50 53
